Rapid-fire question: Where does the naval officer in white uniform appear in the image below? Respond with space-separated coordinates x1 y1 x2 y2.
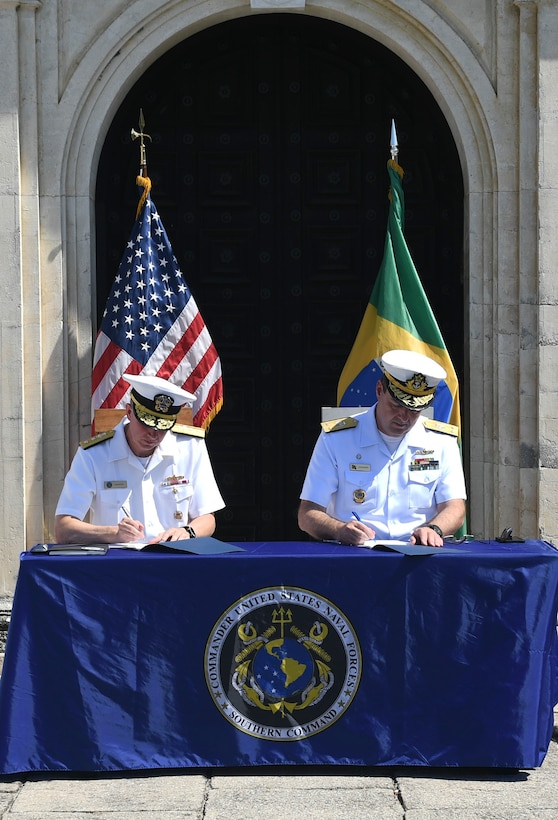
55 375 225 544
298 349 466 547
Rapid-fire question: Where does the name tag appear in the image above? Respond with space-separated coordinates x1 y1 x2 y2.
104 480 127 489
350 463 370 471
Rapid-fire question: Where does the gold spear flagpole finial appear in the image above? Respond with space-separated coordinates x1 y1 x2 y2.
131 109 153 217
131 108 152 176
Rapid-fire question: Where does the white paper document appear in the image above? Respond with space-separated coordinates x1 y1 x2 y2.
108 542 150 549
361 540 410 549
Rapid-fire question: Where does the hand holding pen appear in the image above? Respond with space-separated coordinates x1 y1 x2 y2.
336 510 376 545
117 505 145 542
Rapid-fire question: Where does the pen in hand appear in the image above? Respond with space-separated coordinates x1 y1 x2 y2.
351 510 376 543
119 505 145 540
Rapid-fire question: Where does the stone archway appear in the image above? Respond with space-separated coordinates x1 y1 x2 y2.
57 3 498 540
94 14 464 541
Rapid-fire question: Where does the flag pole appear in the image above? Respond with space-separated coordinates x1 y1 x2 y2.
91 125 224 430
390 118 398 162
131 109 152 215
131 108 151 177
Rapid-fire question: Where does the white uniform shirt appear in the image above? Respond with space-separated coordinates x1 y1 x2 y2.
55 420 225 540
300 406 466 541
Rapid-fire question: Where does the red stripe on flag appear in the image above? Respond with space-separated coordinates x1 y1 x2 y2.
193 376 224 428
100 362 143 408
159 312 207 375
91 338 124 393
183 347 220 393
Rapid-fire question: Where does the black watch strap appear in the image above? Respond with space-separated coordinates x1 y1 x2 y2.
427 524 443 538
183 525 197 539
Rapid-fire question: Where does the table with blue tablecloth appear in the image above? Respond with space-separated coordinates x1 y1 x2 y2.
1 539 557 773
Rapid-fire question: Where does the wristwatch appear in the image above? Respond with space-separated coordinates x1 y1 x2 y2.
427 524 443 538
183 525 197 539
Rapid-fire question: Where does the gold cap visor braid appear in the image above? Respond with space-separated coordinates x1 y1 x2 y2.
130 393 178 430
384 371 437 410
386 380 436 410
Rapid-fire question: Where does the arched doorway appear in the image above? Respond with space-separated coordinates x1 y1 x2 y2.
95 13 464 542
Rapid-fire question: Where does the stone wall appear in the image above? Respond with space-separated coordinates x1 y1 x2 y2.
0 600 11 674
0 0 557 602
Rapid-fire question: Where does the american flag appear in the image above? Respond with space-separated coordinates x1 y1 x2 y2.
91 178 223 429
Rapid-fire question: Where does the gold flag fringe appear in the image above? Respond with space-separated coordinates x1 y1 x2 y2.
201 397 224 431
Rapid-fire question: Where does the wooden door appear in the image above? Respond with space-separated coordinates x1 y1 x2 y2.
96 14 464 541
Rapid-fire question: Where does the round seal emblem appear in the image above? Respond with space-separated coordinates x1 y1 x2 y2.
204 586 362 741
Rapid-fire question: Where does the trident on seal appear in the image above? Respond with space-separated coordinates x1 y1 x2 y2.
271 607 293 639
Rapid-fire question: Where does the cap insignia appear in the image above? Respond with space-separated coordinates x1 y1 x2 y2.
405 373 429 394
154 393 173 414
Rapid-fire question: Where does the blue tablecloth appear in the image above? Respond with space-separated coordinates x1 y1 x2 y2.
1 539 557 773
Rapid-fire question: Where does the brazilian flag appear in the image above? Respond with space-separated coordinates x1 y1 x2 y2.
337 159 462 440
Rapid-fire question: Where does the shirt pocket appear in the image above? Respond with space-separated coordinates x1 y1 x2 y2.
408 470 440 510
344 469 377 508
160 482 194 522
99 487 130 514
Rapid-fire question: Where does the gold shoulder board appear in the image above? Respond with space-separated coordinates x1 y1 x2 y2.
80 430 116 449
321 417 359 434
422 418 459 437
173 423 206 438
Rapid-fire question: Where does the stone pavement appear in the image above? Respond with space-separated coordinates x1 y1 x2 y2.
0 730 557 820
